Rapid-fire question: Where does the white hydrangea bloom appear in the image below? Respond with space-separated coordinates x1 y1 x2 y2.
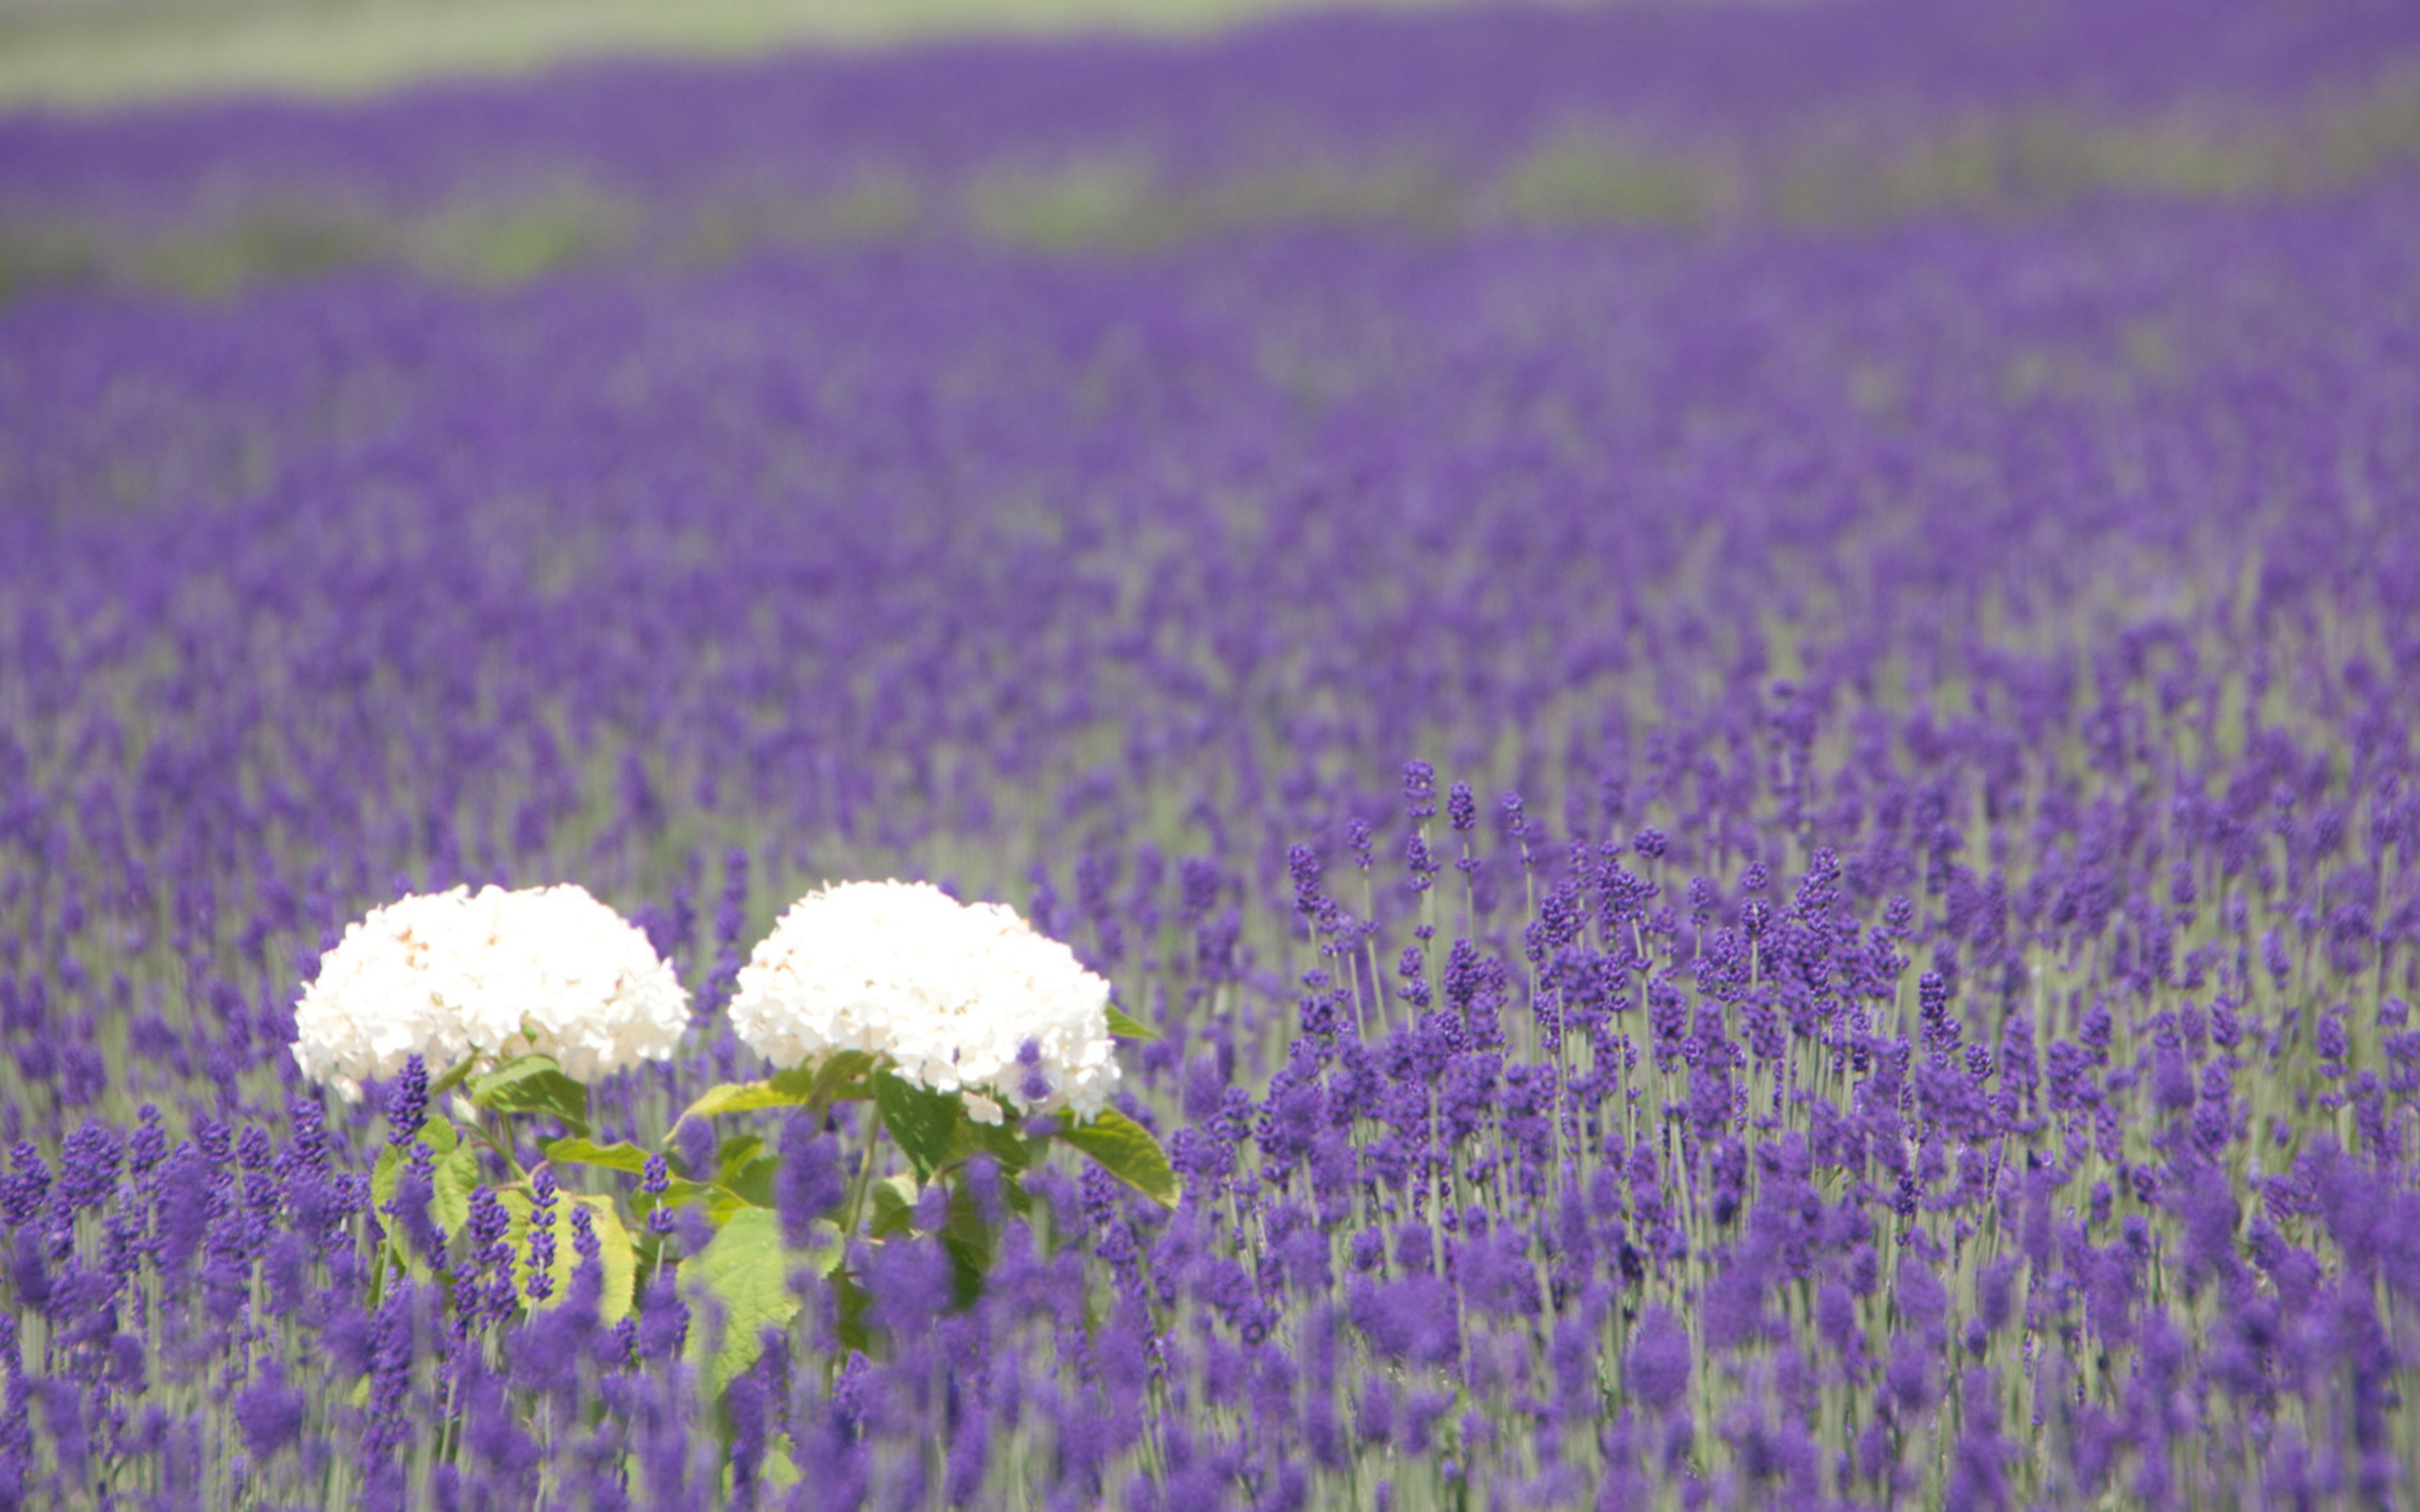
731 880 1119 1118
292 884 690 1098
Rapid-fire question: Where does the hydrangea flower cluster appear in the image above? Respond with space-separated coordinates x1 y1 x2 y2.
730 880 1119 1120
292 884 689 1096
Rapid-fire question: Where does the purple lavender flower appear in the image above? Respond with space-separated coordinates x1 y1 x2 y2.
1625 1308 1690 1414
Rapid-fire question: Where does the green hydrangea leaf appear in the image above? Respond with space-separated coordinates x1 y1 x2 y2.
958 1114 1036 1173
717 1133 778 1208
940 1180 995 1306
667 1052 882 1133
683 1207 803 1397
1104 1005 1162 1041
493 1190 635 1324
370 1119 459 1211
1056 1107 1179 1207
873 1071 961 1181
468 1055 590 1136
542 1137 653 1176
796 1050 879 1106
431 1141 482 1238
634 1178 757 1228
868 1173 919 1238
426 1057 479 1099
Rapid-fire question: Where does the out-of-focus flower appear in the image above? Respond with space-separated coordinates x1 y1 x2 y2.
292 885 689 1098
731 880 1117 1117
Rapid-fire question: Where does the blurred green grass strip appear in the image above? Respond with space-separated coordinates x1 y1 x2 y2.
0 0 1483 112
8 60 2420 305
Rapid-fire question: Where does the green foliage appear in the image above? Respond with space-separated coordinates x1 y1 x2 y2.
371 1118 468 1217
669 1050 876 1128
938 1178 996 1307
431 1140 482 1237
683 1207 838 1396
468 1054 591 1135
444 1045 1178 1397
872 1070 961 1181
495 1189 638 1324
370 1123 433 1210
960 1115 1041 1177
542 1137 654 1175
717 1132 779 1207
868 1173 919 1239
799 1049 880 1106
1104 1005 1161 1040
635 1177 757 1228
1056 1107 1179 1206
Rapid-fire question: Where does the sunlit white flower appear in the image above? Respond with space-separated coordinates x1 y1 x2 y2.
730 880 1118 1118
292 884 690 1099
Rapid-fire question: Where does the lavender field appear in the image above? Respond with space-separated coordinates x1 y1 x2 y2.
4 1 2420 1507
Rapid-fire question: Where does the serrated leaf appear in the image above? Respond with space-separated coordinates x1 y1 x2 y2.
426 1057 478 1099
370 1120 459 1211
957 1115 1035 1174
667 1052 881 1133
683 1208 803 1397
469 1055 590 1136
829 1268 873 1354
1104 1005 1162 1041
1056 1107 1180 1207
634 1178 760 1228
796 1050 879 1107
728 1160 778 1210
873 1072 961 1181
719 1134 778 1209
543 1138 652 1176
868 1173 919 1239
939 1179 994 1307
432 1142 481 1238
672 1081 798 1125
716 1133 766 1178
795 1218 844 1278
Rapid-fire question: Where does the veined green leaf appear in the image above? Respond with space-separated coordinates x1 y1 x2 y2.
716 1132 766 1180
431 1141 481 1237
873 1072 960 1181
958 1114 1036 1174
718 1133 778 1208
370 1119 460 1212
469 1055 590 1136
1056 1107 1179 1207
1104 1005 1162 1041
543 1137 652 1176
666 1051 882 1133
634 1177 760 1228
868 1173 919 1238
939 1178 995 1307
672 1081 799 1125
683 1208 804 1397
797 1050 879 1106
